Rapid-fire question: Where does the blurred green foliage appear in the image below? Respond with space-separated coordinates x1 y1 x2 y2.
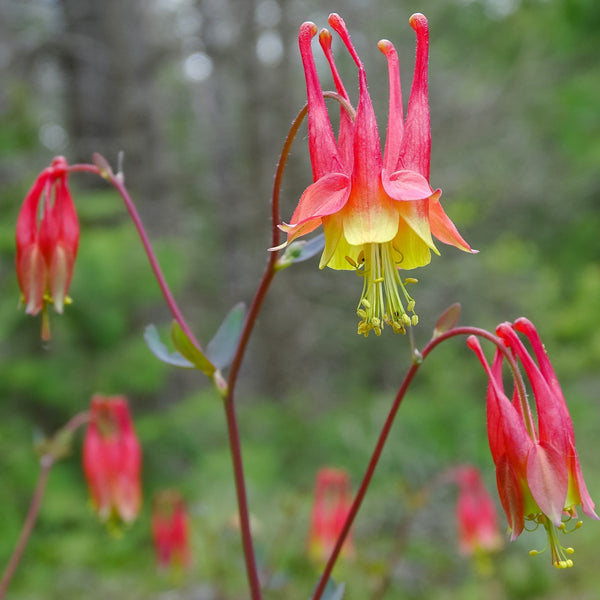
1 0 599 598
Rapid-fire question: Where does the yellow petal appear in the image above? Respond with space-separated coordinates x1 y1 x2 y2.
342 188 399 245
320 214 361 270
392 217 433 270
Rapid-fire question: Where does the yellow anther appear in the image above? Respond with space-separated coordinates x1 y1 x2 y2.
411 315 419 326
575 521 583 530
345 255 357 268
373 277 384 284
407 300 415 312
404 277 418 284
529 550 539 557
361 298 371 309
401 314 411 327
566 547 575 555
356 309 367 319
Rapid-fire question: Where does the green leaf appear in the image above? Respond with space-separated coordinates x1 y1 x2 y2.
276 233 325 270
206 302 246 369
171 321 216 376
433 303 461 338
143 324 196 369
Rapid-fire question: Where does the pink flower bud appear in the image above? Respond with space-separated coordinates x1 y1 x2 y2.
307 467 354 562
152 490 191 570
16 156 79 340
82 395 142 524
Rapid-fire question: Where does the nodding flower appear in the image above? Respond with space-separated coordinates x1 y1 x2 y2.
468 319 598 568
82 395 142 525
307 467 354 563
152 490 192 570
453 465 503 557
275 14 475 336
15 156 79 340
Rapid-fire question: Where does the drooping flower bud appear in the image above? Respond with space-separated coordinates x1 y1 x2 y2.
16 156 79 339
152 490 192 570
307 467 354 562
453 465 503 557
82 395 142 525
468 319 598 568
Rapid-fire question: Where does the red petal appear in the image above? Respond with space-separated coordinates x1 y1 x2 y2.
299 22 344 179
496 455 525 540
429 193 476 253
378 39 404 173
527 442 568 527
287 173 350 232
399 14 431 180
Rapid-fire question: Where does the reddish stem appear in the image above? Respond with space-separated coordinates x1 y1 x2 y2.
312 326 507 599
68 163 200 348
0 411 90 599
219 104 311 600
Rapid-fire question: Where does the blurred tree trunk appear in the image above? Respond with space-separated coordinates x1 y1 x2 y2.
56 0 176 232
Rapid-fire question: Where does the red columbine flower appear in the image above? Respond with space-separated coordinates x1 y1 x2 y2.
152 490 191 570
276 13 475 336
82 395 142 524
307 467 354 563
453 465 502 556
468 319 598 568
15 156 80 340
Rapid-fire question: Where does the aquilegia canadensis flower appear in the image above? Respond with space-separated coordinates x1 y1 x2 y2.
152 490 191 570
82 395 142 524
468 319 598 568
277 13 475 336
308 467 354 563
454 465 503 556
15 156 79 340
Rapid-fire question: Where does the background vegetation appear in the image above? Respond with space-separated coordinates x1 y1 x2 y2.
0 0 599 598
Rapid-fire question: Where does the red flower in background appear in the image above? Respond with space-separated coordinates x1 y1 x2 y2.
152 490 191 570
15 156 79 340
468 318 598 568
308 468 354 562
82 395 142 524
276 13 474 336
454 465 502 556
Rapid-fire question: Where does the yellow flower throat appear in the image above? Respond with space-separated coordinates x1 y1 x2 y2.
347 242 418 337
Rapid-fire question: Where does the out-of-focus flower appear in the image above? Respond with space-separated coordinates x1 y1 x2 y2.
15 156 79 340
453 465 503 556
82 395 142 524
275 13 474 336
152 490 191 570
308 467 354 562
468 318 598 568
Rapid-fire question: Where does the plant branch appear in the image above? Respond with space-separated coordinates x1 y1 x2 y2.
0 411 90 600
218 104 312 600
68 162 200 349
312 326 507 599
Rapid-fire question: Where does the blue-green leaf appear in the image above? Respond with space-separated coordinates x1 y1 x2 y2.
312 578 345 600
276 233 325 270
206 302 246 369
171 321 216 376
143 324 195 368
